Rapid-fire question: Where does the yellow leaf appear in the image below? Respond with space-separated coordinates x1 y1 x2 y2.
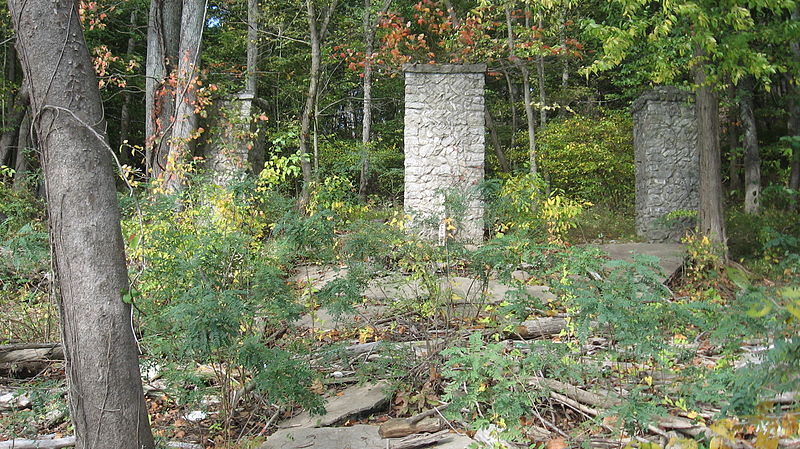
755 429 779 449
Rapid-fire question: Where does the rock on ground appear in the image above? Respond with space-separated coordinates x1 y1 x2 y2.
279 381 390 428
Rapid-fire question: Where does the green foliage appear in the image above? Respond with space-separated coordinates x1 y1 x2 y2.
121 177 326 431
537 110 634 208
489 173 588 243
442 332 546 440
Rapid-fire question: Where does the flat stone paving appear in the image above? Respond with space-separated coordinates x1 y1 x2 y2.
597 242 685 279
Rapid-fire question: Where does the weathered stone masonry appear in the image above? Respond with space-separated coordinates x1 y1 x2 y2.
404 64 486 243
632 87 699 242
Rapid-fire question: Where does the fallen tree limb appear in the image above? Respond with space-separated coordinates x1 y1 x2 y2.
533 377 708 438
508 318 567 339
0 437 75 449
389 430 455 449
0 343 64 364
0 437 201 449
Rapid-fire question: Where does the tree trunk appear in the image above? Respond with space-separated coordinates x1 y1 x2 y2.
118 11 137 155
504 70 517 133
12 111 30 190
0 84 28 167
246 0 258 96
727 85 741 192
485 104 510 172
145 0 182 179
163 0 206 193
559 7 568 88
358 0 391 201
536 17 547 126
537 54 547 126
739 76 761 214
693 49 727 257
789 5 800 210
9 0 155 447
505 7 537 175
299 0 338 207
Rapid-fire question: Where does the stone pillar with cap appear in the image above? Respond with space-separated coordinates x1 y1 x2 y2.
403 63 486 243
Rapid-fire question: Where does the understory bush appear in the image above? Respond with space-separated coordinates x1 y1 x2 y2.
537 110 634 209
488 173 588 243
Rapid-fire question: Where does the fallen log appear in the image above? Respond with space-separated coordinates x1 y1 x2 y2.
0 343 64 364
0 437 201 449
508 318 567 339
533 377 709 438
0 436 75 449
389 430 455 449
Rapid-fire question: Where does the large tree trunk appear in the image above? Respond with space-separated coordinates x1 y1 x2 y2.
739 76 761 214
145 0 182 180
505 7 537 175
9 0 155 447
163 0 206 193
693 50 727 257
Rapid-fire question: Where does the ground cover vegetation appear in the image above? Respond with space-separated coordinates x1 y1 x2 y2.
0 0 798 448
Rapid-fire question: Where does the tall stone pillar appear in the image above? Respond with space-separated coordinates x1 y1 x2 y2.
404 64 486 243
632 87 699 242
206 92 254 187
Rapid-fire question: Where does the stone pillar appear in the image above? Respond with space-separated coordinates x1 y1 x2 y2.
206 92 254 187
404 64 486 243
632 87 699 242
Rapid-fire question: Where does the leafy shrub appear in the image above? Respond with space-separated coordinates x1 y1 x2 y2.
489 173 587 243
537 110 634 208
121 178 325 435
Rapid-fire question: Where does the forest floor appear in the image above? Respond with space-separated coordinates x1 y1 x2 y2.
1 242 799 449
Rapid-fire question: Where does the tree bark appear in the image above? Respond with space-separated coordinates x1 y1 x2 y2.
118 11 137 155
299 0 338 207
358 0 391 201
9 0 155 447
0 84 28 167
727 85 741 192
12 110 30 190
505 7 537 175
246 0 258 96
504 70 517 133
739 76 761 214
536 17 547 126
789 5 800 210
145 0 182 179
486 103 510 172
693 48 727 257
163 0 206 193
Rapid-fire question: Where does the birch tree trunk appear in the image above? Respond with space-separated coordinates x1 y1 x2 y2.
9 0 155 447
358 0 391 201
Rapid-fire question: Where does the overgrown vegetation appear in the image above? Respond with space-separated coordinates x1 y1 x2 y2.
2 170 798 447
